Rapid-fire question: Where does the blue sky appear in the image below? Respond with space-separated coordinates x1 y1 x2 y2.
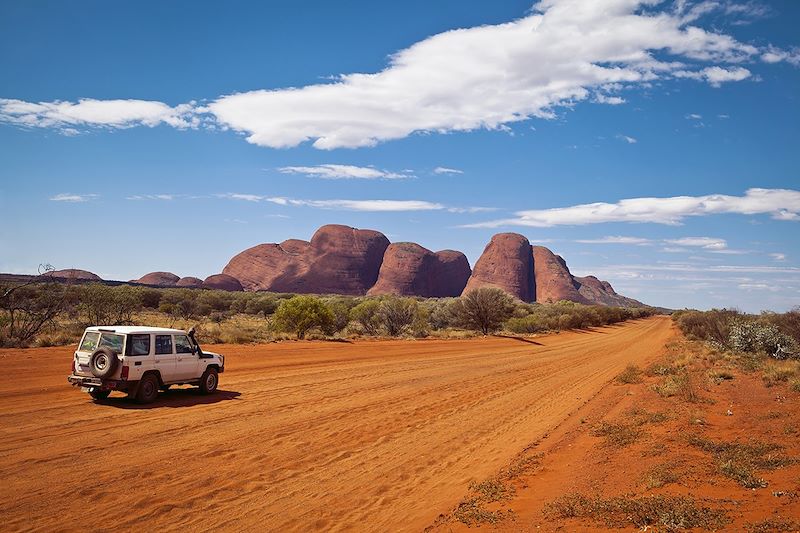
1 0 798 311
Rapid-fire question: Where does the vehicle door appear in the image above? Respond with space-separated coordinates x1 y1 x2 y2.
124 333 151 382
173 334 200 381
154 334 177 382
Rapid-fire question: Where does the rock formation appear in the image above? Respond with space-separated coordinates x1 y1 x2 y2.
133 272 180 286
49 269 102 281
223 224 389 294
368 244 470 297
202 274 243 292
531 246 589 304
575 275 641 307
176 276 203 288
461 233 535 301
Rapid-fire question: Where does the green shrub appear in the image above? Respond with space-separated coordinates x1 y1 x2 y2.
272 295 334 339
350 299 382 335
376 297 419 336
452 288 516 335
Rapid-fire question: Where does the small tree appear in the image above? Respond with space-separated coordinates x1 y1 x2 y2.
452 288 516 335
377 297 419 336
272 295 334 339
350 299 382 335
0 265 71 346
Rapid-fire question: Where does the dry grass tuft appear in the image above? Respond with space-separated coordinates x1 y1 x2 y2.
688 436 796 489
544 493 729 531
642 461 682 489
653 372 701 403
745 516 800 533
616 363 644 384
592 421 643 448
762 360 800 387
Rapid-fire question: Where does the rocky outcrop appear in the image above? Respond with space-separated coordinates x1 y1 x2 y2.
531 246 589 304
223 224 389 294
575 275 642 307
176 276 203 288
431 250 472 297
49 269 102 281
133 272 180 286
462 233 534 301
368 244 471 297
202 274 243 292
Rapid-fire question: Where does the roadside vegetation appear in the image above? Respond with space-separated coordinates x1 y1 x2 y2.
0 276 656 347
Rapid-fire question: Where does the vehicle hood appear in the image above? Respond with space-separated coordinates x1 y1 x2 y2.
202 350 223 358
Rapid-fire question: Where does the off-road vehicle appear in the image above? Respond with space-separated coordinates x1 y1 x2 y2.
67 326 225 403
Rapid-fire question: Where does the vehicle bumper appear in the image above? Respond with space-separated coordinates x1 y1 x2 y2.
67 374 129 391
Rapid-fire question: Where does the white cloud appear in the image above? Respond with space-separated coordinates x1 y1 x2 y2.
686 113 703 119
126 194 175 201
277 164 412 180
761 46 800 66
770 253 787 262
575 236 653 245
205 0 771 149
433 167 464 175
219 193 445 212
617 134 637 144
674 66 751 87
49 193 98 202
466 188 800 228
3 1 795 148
0 98 198 132
665 236 727 250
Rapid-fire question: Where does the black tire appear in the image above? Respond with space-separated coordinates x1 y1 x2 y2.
136 374 159 404
89 388 111 400
199 367 218 395
89 348 119 379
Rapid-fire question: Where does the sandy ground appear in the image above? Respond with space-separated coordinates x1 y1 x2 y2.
0 316 672 532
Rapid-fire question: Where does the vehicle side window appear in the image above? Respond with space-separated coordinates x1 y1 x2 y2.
99 333 124 354
126 334 151 356
174 335 193 354
79 332 100 353
155 335 173 355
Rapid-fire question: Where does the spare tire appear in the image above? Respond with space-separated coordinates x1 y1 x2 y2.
90 347 119 378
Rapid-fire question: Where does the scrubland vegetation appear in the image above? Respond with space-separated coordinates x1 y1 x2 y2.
0 277 655 347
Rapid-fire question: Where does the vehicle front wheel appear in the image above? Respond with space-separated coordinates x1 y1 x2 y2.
199 368 218 395
89 388 111 400
136 374 159 404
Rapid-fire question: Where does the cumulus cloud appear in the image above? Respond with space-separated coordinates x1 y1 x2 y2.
674 66 751 87
466 188 800 228
49 193 98 202
433 167 464 175
277 164 412 180
2 1 796 147
0 98 198 133
206 0 776 149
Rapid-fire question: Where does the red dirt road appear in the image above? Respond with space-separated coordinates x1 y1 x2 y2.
0 316 673 532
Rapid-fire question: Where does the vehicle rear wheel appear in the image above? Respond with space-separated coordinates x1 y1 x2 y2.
89 388 111 400
136 374 159 404
199 368 218 394
90 348 119 379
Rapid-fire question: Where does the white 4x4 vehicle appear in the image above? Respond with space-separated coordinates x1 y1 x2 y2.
67 326 225 403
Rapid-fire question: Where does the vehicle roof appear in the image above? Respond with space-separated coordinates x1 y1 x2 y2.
85 326 188 335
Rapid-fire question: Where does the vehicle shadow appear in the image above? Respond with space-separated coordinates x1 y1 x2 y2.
97 388 241 409
493 334 544 346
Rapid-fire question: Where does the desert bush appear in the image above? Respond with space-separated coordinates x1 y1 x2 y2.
376 297 419 336
452 288 516 335
76 284 142 326
505 315 546 334
729 320 798 357
0 274 72 347
322 297 356 334
350 299 382 335
272 295 334 339
426 298 457 330
688 436 796 488
244 295 279 317
673 309 741 346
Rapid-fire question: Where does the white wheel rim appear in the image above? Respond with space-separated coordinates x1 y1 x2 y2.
207 373 217 390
